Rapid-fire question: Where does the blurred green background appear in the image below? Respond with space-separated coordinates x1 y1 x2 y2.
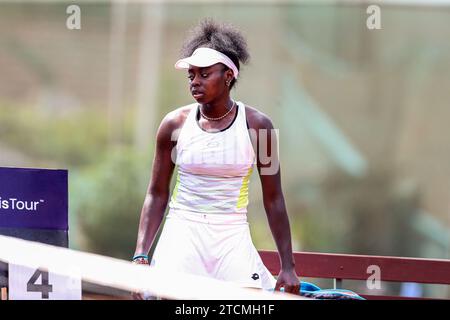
1 1 449 297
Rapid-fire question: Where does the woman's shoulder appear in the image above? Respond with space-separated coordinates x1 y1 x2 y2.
160 103 197 131
243 103 274 130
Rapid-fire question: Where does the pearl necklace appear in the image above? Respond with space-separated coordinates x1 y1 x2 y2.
199 100 236 121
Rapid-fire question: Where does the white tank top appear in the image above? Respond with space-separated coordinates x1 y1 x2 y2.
168 101 256 215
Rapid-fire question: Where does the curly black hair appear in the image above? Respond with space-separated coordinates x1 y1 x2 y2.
180 18 250 89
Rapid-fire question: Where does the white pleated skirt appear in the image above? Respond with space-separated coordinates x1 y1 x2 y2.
150 208 276 290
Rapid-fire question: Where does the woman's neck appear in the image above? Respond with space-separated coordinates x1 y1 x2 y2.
201 97 234 118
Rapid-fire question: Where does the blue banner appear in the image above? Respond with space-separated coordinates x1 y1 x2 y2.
0 167 68 231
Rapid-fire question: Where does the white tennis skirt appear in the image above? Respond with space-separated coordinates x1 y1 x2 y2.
150 208 276 290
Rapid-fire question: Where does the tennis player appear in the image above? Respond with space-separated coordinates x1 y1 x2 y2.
132 19 300 298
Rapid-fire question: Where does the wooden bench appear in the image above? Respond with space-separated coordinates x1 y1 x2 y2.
259 250 450 299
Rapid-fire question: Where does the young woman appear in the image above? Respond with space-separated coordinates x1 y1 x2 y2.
132 19 299 298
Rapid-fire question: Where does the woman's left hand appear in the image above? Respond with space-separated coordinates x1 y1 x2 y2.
275 268 300 295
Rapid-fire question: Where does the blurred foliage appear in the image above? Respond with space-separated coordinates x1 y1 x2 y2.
70 148 151 259
0 102 112 167
286 168 420 257
0 100 152 258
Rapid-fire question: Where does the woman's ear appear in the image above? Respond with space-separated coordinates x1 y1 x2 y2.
225 69 234 86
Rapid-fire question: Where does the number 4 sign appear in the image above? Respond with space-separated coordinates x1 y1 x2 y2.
8 264 81 300
27 269 53 299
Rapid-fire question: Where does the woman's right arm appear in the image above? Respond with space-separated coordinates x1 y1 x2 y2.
133 113 178 258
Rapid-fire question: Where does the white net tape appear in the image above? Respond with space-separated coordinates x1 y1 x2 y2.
0 235 306 300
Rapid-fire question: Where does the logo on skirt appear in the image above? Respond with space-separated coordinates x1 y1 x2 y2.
251 273 259 280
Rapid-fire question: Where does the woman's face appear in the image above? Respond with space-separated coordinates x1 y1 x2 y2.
188 63 233 104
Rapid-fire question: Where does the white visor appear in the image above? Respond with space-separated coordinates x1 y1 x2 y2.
174 47 239 79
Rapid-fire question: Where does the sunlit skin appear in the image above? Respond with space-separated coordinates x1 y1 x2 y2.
188 63 236 131
133 61 300 299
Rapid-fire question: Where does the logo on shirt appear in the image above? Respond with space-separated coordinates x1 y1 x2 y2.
205 140 220 148
251 273 260 281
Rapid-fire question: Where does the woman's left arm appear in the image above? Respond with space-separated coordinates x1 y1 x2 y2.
252 113 300 295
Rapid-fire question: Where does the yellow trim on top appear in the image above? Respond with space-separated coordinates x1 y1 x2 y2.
171 171 181 203
237 166 253 209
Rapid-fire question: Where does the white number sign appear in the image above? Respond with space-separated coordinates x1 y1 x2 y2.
8 264 81 300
